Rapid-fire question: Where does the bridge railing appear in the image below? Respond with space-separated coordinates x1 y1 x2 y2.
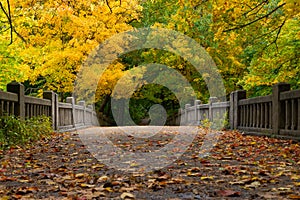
174 98 230 127
171 83 299 140
0 82 98 132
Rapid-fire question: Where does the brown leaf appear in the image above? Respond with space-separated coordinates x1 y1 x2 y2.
0 176 17 181
16 187 38 195
289 194 300 199
157 174 170 181
218 190 241 197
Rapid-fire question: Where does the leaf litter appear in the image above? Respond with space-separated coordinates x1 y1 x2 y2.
0 128 299 199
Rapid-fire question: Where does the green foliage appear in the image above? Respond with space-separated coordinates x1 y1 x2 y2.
0 115 52 149
1 0 299 125
200 112 229 130
239 18 300 96
200 117 211 129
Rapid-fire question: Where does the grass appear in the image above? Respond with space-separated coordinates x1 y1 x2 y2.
0 115 53 150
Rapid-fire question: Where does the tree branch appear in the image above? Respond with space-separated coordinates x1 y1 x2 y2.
13 27 26 43
105 0 112 13
223 3 286 32
242 0 268 18
263 18 286 51
0 27 10 34
0 0 26 44
249 19 285 43
6 0 13 45
0 1 13 44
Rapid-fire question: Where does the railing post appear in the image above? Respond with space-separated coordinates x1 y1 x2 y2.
78 100 86 127
43 91 59 130
87 105 93 125
7 82 25 119
185 104 191 125
194 100 201 125
179 108 184 125
66 97 76 128
92 106 98 126
272 83 290 135
230 90 246 130
209 97 218 122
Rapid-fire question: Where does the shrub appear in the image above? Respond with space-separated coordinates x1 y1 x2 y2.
200 112 229 130
0 115 52 149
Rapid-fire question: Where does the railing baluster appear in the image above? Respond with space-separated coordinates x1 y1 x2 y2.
243 105 246 127
256 103 260 128
285 100 291 130
260 103 264 128
265 103 268 128
291 99 295 130
30 104 33 118
11 102 14 115
269 102 272 128
297 99 300 131
253 104 257 127
250 104 253 127
1 101 4 115
6 101 9 114
247 104 250 127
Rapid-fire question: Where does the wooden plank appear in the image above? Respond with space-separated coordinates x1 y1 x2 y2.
212 101 230 108
280 129 300 137
238 126 273 134
0 91 18 102
280 89 300 101
25 96 51 106
239 95 272 106
58 102 72 109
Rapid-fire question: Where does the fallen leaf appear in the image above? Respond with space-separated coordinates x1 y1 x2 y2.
80 183 95 188
97 175 109 182
289 194 300 199
200 176 214 180
120 192 135 199
75 173 86 178
218 190 240 197
245 181 261 188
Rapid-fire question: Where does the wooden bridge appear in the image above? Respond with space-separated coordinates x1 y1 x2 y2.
0 82 98 132
0 82 300 140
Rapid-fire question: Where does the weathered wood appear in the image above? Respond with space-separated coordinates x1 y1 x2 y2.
7 82 25 119
233 90 246 129
298 99 300 131
0 91 18 102
209 97 218 122
272 83 290 135
43 91 58 130
25 96 51 106
280 89 300 101
194 100 201 125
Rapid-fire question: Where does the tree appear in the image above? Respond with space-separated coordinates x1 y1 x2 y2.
0 0 142 98
211 0 300 96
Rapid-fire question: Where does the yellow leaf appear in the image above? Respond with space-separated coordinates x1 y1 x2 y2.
75 173 85 178
200 176 214 180
294 182 300 187
291 175 300 180
104 187 113 192
80 183 95 188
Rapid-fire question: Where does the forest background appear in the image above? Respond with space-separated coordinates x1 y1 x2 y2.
0 0 299 124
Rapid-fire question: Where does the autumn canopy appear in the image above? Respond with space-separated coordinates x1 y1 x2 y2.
0 0 299 122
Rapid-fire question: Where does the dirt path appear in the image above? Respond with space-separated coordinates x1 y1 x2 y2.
0 126 299 199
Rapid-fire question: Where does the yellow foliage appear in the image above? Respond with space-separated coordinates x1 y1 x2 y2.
2 0 142 96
